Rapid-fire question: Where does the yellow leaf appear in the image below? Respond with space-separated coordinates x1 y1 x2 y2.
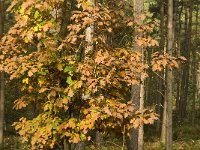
22 78 29 84
57 63 64 71
74 81 83 89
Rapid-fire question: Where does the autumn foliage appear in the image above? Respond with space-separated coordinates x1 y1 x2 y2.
0 0 185 149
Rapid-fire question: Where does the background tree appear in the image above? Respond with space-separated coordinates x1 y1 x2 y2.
0 0 4 149
165 0 173 149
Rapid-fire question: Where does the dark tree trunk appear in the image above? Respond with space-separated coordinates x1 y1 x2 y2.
157 0 165 134
178 6 190 121
0 0 4 149
175 2 183 122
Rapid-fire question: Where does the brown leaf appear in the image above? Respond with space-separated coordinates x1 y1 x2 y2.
28 71 33 77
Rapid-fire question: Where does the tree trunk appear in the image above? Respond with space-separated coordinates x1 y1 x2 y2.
165 0 173 149
161 89 167 144
127 0 144 150
63 137 71 150
135 0 144 149
178 4 192 121
95 131 103 149
191 2 198 125
127 86 140 150
194 1 200 123
0 0 4 149
157 0 165 134
175 2 183 122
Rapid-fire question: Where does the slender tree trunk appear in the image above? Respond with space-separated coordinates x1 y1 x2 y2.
195 2 200 123
161 0 168 143
0 0 4 149
157 0 165 134
135 0 144 149
191 2 198 125
138 71 144 150
178 6 189 121
192 44 197 125
127 0 144 150
128 86 140 150
165 0 174 149
161 84 167 144
175 2 183 122
183 3 192 118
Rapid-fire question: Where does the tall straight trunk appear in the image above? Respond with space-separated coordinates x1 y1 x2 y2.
161 46 167 144
175 2 183 121
178 7 189 121
0 0 4 149
195 2 200 119
165 0 173 149
191 44 197 125
135 0 144 149
161 86 167 144
183 4 192 118
179 4 193 120
191 3 198 125
158 0 165 136
127 0 144 150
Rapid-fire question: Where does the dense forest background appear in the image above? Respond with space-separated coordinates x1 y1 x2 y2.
0 0 200 150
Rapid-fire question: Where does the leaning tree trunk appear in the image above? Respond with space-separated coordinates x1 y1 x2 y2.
165 0 173 149
0 0 4 149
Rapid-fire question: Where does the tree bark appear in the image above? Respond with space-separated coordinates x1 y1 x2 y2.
0 0 4 149
135 0 144 149
175 1 183 122
63 137 71 150
95 131 103 149
157 0 165 135
161 89 167 144
165 0 173 149
127 0 144 150
191 2 198 125
178 4 192 121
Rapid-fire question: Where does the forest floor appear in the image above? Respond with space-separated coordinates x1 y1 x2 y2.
3 124 200 150
3 137 200 150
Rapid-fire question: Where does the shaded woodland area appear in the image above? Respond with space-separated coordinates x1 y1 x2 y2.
0 0 200 150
